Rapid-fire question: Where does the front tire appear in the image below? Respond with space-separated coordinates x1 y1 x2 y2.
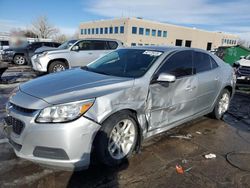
14 55 26 65
211 89 230 119
48 61 67 73
95 111 138 167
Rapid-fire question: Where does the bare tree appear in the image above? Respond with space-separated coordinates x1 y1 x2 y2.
31 16 58 38
53 34 68 43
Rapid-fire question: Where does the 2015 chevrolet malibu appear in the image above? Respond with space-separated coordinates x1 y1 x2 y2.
3 46 235 170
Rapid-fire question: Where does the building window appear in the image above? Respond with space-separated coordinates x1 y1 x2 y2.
157 30 162 37
185 40 192 47
163 31 167 37
145 28 150 36
84 29 87 35
105 27 108 34
132 27 137 34
81 29 84 35
175 39 183 46
138 43 143 46
152 29 156 36
96 28 99 34
206 42 212 51
100 28 103 34
92 28 95 34
144 44 149 46
109 27 113 34
88 28 91 34
120 26 124 33
131 43 136 46
139 28 144 35
114 26 119 34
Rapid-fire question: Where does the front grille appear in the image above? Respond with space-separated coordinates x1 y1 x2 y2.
10 103 36 114
4 116 25 135
238 66 250 76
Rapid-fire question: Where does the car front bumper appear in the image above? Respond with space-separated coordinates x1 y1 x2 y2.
2 106 101 170
1 53 14 62
31 55 49 72
236 76 250 86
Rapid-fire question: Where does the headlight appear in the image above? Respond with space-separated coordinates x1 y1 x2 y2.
6 50 14 54
36 99 95 123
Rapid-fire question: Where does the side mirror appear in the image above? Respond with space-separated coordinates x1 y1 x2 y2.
72 45 79 51
157 73 176 82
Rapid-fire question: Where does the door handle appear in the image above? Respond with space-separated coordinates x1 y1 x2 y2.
88 52 93 55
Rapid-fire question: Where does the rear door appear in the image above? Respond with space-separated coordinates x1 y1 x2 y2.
193 51 220 114
147 50 198 130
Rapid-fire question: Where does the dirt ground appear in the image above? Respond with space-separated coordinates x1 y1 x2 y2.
0 65 250 188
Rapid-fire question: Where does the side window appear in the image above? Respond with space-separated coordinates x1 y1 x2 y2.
158 51 193 78
193 52 212 73
53 43 61 48
107 41 118 49
210 56 218 69
92 41 108 50
78 41 92 50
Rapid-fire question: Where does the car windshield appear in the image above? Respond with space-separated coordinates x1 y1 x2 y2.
85 49 163 78
58 40 77 49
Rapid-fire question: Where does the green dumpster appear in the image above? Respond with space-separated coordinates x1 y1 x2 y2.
215 45 250 66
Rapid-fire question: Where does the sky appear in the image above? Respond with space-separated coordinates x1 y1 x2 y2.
0 0 250 40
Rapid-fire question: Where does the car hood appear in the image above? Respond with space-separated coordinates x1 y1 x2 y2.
238 59 250 67
34 46 57 54
20 68 134 104
46 48 69 55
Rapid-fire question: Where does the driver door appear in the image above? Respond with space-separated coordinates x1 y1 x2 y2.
147 50 198 130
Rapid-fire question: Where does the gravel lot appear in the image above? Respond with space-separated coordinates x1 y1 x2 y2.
0 64 250 188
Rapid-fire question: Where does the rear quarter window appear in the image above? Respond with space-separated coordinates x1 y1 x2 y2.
107 41 118 50
193 52 212 73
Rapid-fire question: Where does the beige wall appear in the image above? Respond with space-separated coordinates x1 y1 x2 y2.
79 17 238 50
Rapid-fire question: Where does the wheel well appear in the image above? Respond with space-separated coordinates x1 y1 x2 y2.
224 86 233 96
47 59 69 70
97 109 142 152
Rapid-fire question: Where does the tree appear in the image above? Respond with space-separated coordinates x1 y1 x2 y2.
53 34 68 43
31 16 58 38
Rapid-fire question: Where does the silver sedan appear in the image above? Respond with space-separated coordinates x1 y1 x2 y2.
3 46 235 170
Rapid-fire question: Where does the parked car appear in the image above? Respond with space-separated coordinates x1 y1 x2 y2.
34 39 77 56
2 41 61 65
31 39 123 73
233 55 250 87
3 46 235 170
0 40 9 60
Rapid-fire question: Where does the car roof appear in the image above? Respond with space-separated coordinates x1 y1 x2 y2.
127 45 209 53
78 38 122 43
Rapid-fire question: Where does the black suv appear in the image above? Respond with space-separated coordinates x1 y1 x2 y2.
2 42 61 65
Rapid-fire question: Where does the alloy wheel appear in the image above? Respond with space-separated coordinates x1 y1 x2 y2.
15 56 25 65
218 93 230 115
108 119 136 160
53 64 65 72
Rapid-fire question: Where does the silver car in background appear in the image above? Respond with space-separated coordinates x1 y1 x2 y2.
4 46 235 170
31 38 123 73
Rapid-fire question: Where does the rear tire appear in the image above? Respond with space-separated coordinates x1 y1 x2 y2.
210 89 230 119
48 61 67 73
14 55 26 65
95 111 138 167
